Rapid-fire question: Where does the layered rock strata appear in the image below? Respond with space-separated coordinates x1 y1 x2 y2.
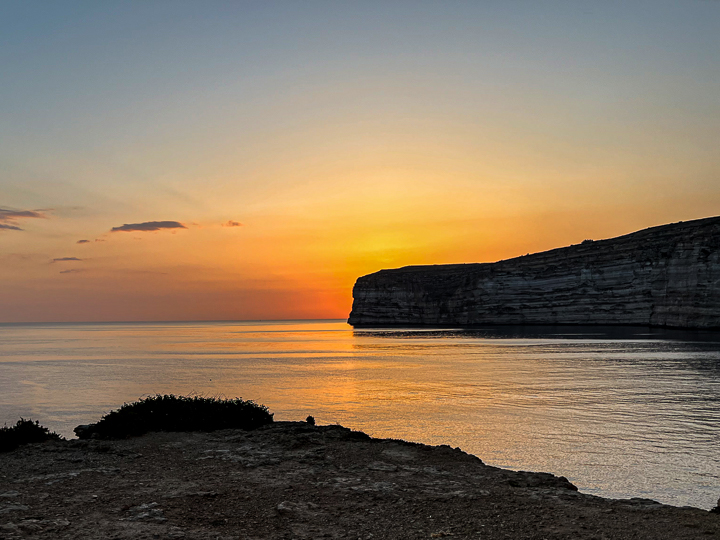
348 216 720 328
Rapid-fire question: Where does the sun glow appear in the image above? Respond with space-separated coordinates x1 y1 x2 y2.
1 2 719 322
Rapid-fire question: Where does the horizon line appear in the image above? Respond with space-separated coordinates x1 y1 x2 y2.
0 318 348 326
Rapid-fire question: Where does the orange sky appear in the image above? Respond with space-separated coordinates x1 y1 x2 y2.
1 2 719 322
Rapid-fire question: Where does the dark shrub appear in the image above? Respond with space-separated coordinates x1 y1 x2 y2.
74 395 274 440
0 419 62 452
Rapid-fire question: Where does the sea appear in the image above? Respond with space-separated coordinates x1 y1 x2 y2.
1 319 719 510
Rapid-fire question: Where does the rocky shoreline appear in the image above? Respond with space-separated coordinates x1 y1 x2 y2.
1 421 718 539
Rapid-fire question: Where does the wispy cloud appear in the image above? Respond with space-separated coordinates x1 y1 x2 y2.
0 207 47 231
51 257 83 263
59 268 84 274
0 208 45 220
111 221 187 232
76 239 90 244
222 220 243 227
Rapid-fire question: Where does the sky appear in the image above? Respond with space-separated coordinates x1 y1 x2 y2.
1 1 719 323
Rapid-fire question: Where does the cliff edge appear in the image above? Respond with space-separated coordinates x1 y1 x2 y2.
348 216 720 329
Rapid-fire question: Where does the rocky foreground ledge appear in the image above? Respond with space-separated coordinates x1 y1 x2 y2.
0 422 718 540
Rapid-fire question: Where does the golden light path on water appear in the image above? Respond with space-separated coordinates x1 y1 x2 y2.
1 320 719 509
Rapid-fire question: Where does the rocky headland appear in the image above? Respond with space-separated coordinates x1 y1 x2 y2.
348 216 720 329
1 421 719 540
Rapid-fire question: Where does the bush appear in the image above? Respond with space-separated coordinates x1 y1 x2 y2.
0 419 62 452
74 395 274 440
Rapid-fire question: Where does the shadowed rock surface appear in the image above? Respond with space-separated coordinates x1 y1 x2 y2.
1 422 719 539
349 216 720 329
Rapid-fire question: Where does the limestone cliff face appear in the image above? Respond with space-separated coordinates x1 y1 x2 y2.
348 216 720 329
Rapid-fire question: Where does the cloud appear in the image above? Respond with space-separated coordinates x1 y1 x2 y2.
0 207 47 231
0 208 45 220
59 268 84 274
111 221 187 232
52 257 83 263
222 220 243 227
77 239 90 244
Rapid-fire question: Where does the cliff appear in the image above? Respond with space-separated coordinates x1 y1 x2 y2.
348 216 720 329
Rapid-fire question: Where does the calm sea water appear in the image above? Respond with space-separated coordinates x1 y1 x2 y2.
1 320 719 509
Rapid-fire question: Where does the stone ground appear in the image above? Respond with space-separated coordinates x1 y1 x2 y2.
1 422 719 539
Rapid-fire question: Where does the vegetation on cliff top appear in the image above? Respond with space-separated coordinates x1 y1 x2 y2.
74 394 274 439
